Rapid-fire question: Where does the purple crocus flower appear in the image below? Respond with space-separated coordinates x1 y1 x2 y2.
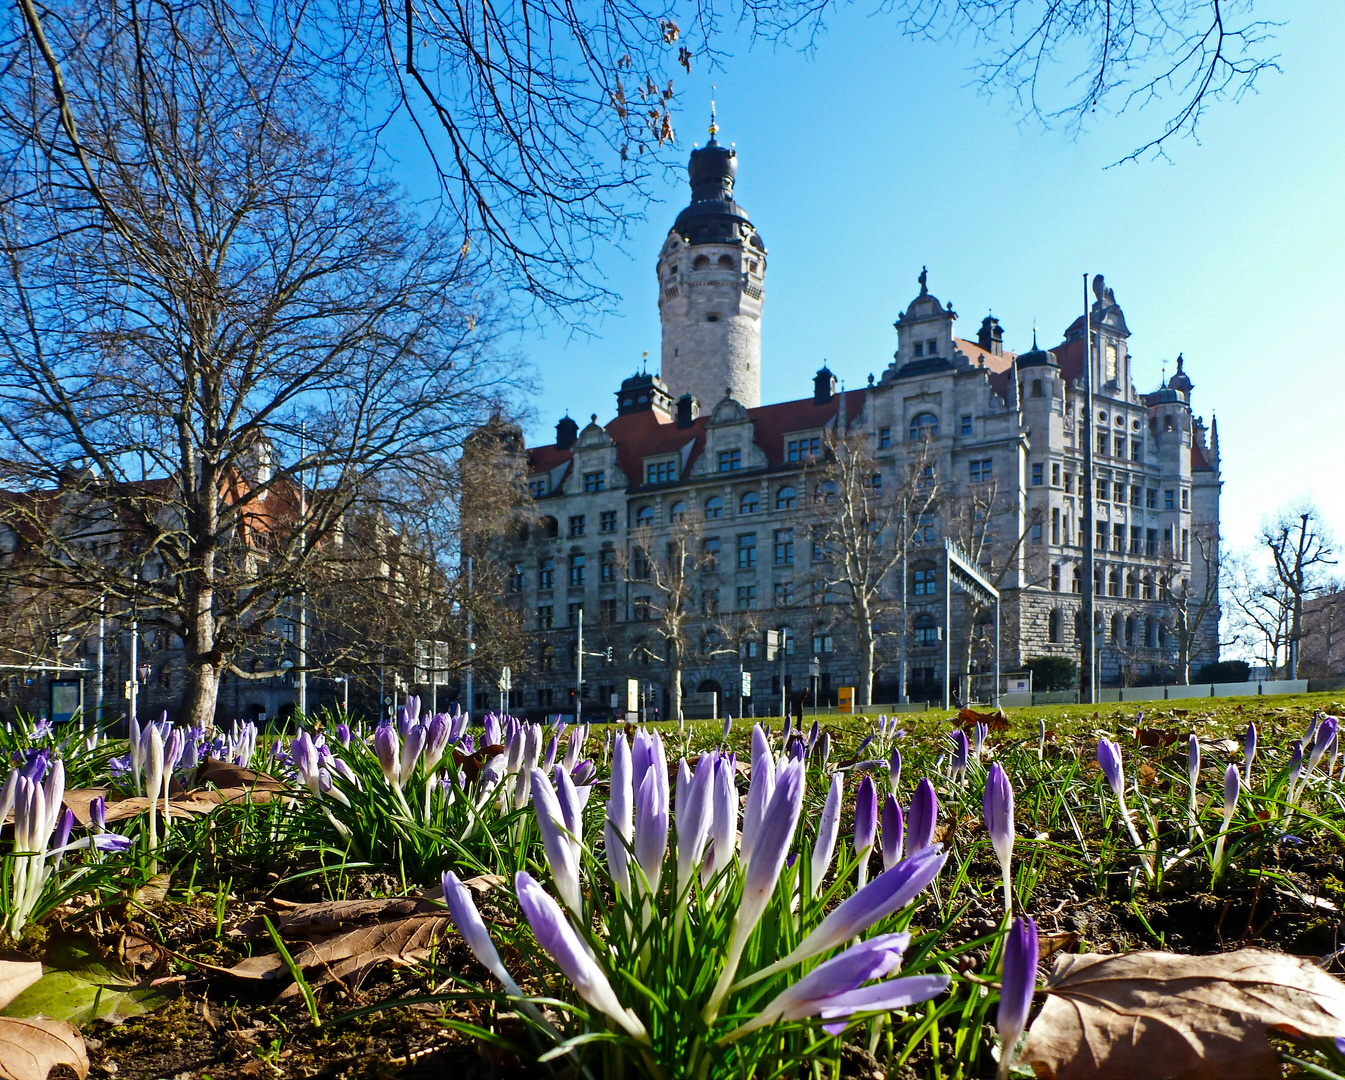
605 735 633 895
92 834 132 854
542 735 559 774
50 807 76 870
951 730 969 778
703 755 737 884
736 845 948 989
1243 722 1257 784
973 721 988 757
727 932 947 1039
335 722 352 747
424 715 451 772
854 775 877 856
740 759 806 926
401 723 426 780
741 726 776 870
1287 740 1305 804
984 762 1015 912
888 748 902 794
881 795 904 871
906 778 938 854
810 772 843 897
819 731 832 769
571 759 597 786
89 795 106 832
1309 716 1338 776
1096 737 1124 796
531 769 582 914
996 917 1039 1080
514 871 647 1039
722 715 733 743
290 732 321 794
676 753 715 899
807 720 820 754
374 724 400 787
482 714 501 748
633 756 669 897
1211 763 1241 878
442 870 529 1003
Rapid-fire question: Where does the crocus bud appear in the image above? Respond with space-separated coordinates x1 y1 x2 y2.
633 756 669 896
881 795 904 871
605 734 633 895
676 754 715 898
1037 718 1046 757
703 755 737 884
531 768 582 915
514 872 648 1039
542 735 558 774
1096 737 1124 797
996 917 1039 1080
442 871 529 1003
144 726 165 812
984 762 1015 911
807 720 820 754
741 729 776 869
0 769 19 828
810 773 843 897
1187 734 1200 789
739 759 806 934
571 759 597 786
722 715 733 743
335 722 352 747
906 778 938 854
888 748 902 794
853 775 877 856
424 715 451 772
1242 722 1257 784
819 731 831 769
951 731 969 777
89 795 106 831
374 724 400 787
1309 716 1337 776
973 722 987 757
51 806 76 868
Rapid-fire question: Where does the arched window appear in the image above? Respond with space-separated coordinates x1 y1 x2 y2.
1108 569 1121 597
636 505 655 527
1074 612 1084 641
1050 564 1061 592
1158 622 1169 649
908 412 939 441
1094 568 1104 596
693 254 710 270
705 496 723 519
717 254 735 269
913 612 939 647
1110 613 1122 643
539 645 555 672
1071 566 1081 594
814 480 836 504
1048 609 1062 644
1142 573 1155 600
1126 571 1138 598
669 501 687 522
776 485 797 510
1031 379 1043 398
539 515 559 539
739 491 759 514
1145 617 1158 648
1125 616 1136 647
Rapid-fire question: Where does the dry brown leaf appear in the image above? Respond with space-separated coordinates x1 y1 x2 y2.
0 960 88 1080
1135 728 1179 748
1022 947 1345 1080
196 759 286 798
953 707 1010 732
232 895 435 938
221 913 453 998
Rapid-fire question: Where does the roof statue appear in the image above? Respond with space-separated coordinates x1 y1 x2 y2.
918 266 928 294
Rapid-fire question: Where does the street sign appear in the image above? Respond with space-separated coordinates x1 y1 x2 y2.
625 678 639 713
740 671 752 697
610 692 620 710
500 665 512 690
808 656 821 678
50 679 81 724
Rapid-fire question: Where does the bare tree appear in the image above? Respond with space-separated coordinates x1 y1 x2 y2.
1225 550 1291 676
618 509 705 721
1158 525 1222 684
1262 504 1336 679
804 432 939 709
0 1 520 727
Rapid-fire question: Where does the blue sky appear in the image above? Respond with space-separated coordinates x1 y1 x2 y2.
510 1 1345 560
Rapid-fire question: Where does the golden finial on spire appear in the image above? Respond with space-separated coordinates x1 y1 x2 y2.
709 86 718 140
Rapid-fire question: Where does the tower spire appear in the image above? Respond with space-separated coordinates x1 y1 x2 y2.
709 87 718 142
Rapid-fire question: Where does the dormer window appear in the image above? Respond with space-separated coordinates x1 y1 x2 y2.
645 457 678 485
529 477 548 498
926 339 937 355
913 341 924 357
908 413 939 441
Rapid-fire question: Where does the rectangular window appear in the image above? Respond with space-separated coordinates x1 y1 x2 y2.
786 436 821 462
529 478 548 498
961 414 973 436
1114 436 1125 457
536 605 554 630
1052 463 1061 486
1182 488 1189 510
600 510 618 533
567 602 584 627
774 528 794 565
599 549 615 582
1146 528 1158 557
1051 508 1061 545
1097 432 1109 455
969 458 993 483
1031 522 1043 545
813 633 834 654
1064 473 1074 494
633 596 652 621
631 546 650 579
702 536 721 570
600 598 618 624
1131 440 1142 463
568 554 585 587
811 526 828 562
1146 488 1157 510
538 557 555 590
773 581 793 607
740 640 760 659
878 427 891 449
646 459 678 484
869 472 882 493
507 562 524 592
912 567 937 596
1031 463 1044 486
913 341 924 357
1129 485 1141 507
1130 527 1142 555
583 471 605 493
737 533 757 569
927 338 938 355
1113 482 1125 503
1182 529 1190 560
1164 525 1173 551
718 449 742 472
1164 489 1175 510
1113 524 1125 553
1097 478 1107 500
736 584 757 611
701 588 720 616
1096 522 1107 551
568 515 585 537
912 511 936 543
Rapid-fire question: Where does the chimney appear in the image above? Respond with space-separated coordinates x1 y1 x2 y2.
555 414 578 450
813 366 836 405
978 315 1004 356
675 393 698 429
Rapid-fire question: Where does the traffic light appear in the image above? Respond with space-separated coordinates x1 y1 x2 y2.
605 646 614 663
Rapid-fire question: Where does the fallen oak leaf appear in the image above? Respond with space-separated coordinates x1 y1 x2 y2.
1021 947 1345 1080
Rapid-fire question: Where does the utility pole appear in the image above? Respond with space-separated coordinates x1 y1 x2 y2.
127 616 139 724
95 595 105 728
1081 274 1097 705
297 421 308 719
576 606 584 725
465 555 474 716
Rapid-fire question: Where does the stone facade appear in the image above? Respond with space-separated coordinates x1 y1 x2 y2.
491 139 1222 718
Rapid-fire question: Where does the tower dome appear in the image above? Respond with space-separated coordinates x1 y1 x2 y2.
657 112 766 411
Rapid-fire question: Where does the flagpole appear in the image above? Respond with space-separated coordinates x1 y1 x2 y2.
1081 275 1097 705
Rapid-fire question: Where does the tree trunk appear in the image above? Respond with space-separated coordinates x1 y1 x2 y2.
858 617 875 709
670 641 684 721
